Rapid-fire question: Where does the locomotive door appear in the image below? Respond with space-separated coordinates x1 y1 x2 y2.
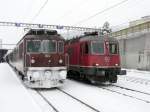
80 43 84 65
80 42 89 66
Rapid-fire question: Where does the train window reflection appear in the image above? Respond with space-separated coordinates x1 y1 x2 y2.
109 43 118 54
91 42 104 54
27 40 56 53
41 40 56 53
27 40 41 52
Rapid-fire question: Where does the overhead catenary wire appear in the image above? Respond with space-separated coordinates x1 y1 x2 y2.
55 0 89 23
31 0 49 22
73 0 130 26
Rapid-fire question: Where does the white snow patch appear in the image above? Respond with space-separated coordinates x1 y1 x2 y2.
0 63 42 112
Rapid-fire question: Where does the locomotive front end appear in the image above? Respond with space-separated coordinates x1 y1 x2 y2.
24 30 67 88
78 37 125 83
88 40 121 83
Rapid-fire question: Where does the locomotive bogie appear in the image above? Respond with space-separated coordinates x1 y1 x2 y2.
67 66 120 83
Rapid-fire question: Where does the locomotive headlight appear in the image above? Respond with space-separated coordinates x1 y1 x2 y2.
95 63 99 66
31 59 35 64
59 70 67 79
59 59 63 64
48 60 51 63
115 64 118 66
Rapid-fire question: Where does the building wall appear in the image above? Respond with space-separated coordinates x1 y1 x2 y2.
118 32 150 70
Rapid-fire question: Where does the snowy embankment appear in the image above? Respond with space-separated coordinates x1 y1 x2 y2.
0 63 42 112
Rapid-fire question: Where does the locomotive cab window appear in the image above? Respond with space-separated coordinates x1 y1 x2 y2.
91 41 104 54
27 40 41 53
27 40 56 53
58 41 64 53
41 40 56 53
109 43 118 54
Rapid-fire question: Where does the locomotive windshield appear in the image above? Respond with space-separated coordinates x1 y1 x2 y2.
27 40 56 53
109 43 118 54
91 41 104 54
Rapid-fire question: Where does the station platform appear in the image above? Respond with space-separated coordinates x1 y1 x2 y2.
0 63 42 112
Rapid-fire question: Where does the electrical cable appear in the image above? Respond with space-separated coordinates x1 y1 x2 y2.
31 0 49 22
73 0 129 26
55 0 89 23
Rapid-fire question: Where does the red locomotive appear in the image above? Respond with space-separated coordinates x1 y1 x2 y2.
65 32 126 83
6 29 67 88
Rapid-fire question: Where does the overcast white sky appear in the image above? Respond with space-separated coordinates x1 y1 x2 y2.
0 0 150 48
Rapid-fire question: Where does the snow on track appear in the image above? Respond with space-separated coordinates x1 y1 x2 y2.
99 85 150 103
60 79 150 112
2 63 150 112
0 63 42 112
37 89 96 112
116 70 150 94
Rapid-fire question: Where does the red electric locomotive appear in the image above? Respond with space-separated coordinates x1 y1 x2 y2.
7 29 67 88
65 32 126 83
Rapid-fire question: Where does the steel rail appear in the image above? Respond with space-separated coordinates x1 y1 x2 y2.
57 88 101 112
36 91 60 112
98 87 150 103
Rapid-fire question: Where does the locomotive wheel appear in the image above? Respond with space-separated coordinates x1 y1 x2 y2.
109 75 117 83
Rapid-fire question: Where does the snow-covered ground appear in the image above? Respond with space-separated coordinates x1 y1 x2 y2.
116 69 150 94
0 63 42 112
0 63 150 112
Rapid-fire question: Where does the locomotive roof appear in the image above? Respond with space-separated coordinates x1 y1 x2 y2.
79 35 118 42
25 34 64 40
66 34 118 44
17 29 64 45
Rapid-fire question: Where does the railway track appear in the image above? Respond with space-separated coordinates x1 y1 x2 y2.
57 88 101 112
36 90 59 112
36 89 101 112
112 84 150 96
67 79 150 104
121 76 150 86
98 86 150 104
